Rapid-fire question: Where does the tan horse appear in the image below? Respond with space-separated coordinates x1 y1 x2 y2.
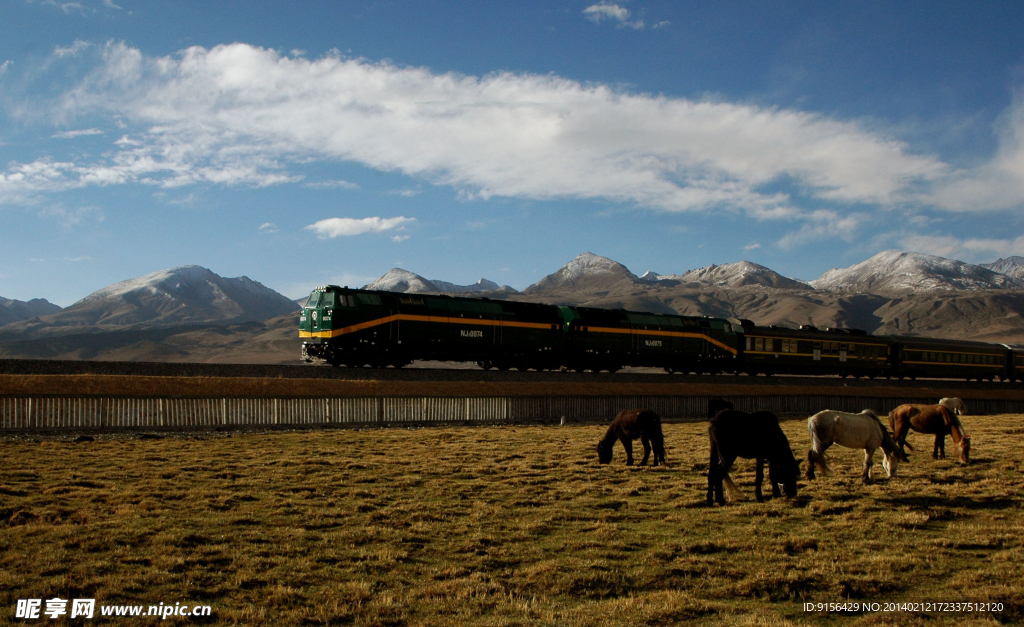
889 399 971 464
806 409 908 483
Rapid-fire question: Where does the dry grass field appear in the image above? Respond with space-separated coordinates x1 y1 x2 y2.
2 414 1022 626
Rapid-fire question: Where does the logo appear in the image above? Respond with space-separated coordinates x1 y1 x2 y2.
460 330 484 338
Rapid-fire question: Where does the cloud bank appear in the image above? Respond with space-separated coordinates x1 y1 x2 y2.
4 41 1024 228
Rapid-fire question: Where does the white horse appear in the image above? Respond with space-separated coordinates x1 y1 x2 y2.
939 397 967 416
806 409 909 483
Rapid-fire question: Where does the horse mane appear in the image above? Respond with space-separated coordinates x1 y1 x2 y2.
863 409 903 456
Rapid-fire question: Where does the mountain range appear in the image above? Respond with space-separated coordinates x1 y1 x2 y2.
2 251 1024 363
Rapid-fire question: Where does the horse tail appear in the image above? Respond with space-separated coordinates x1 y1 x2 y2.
806 414 830 478
707 421 736 500
721 472 740 501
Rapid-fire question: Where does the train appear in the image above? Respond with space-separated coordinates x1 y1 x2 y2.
299 285 1024 382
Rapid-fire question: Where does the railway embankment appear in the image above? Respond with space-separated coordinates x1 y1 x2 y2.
2 359 1023 431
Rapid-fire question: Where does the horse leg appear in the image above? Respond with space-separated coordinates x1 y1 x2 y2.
768 460 783 498
806 449 816 480
639 436 652 466
862 449 874 484
754 458 765 502
707 441 719 505
933 434 944 459
621 437 634 465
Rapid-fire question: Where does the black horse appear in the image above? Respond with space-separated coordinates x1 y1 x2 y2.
706 409 800 505
597 409 666 466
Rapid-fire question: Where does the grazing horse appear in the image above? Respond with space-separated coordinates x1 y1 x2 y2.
706 410 800 505
889 402 971 464
707 397 734 420
939 397 967 416
597 409 666 466
806 409 909 483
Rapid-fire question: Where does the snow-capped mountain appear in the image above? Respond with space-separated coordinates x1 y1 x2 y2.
644 261 810 289
432 278 517 294
364 269 515 294
364 269 439 293
525 252 639 293
983 256 1024 281
0 297 62 326
812 251 1024 295
29 265 299 329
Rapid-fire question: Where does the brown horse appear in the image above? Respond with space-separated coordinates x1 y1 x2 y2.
889 402 971 464
597 409 666 466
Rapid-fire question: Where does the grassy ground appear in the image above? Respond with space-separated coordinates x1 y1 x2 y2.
2 415 1022 626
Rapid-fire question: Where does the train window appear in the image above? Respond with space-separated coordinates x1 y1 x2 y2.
321 292 336 308
848 344 856 356
781 339 789 353
755 338 763 351
304 293 321 308
814 342 822 349
746 338 752 351
765 339 774 352
398 296 424 306
357 294 383 306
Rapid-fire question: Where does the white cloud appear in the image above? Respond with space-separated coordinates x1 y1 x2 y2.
0 60 11 75
304 179 360 190
52 128 104 139
258 222 278 233
899 233 1024 262
11 41 949 224
391 234 410 243
389 189 420 197
305 216 416 238
743 243 761 251
37 203 104 228
583 3 644 29
54 40 91 58
776 210 867 249
927 91 1024 213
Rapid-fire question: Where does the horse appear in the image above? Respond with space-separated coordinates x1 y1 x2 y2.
706 410 800 505
707 397 734 420
939 397 967 416
889 402 971 464
806 409 909 483
597 409 666 466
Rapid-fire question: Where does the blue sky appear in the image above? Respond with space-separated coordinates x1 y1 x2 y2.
2 1 1024 306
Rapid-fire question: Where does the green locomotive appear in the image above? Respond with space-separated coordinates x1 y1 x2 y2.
299 285 741 372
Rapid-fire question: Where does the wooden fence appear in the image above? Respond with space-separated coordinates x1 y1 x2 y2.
3 394 1022 431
